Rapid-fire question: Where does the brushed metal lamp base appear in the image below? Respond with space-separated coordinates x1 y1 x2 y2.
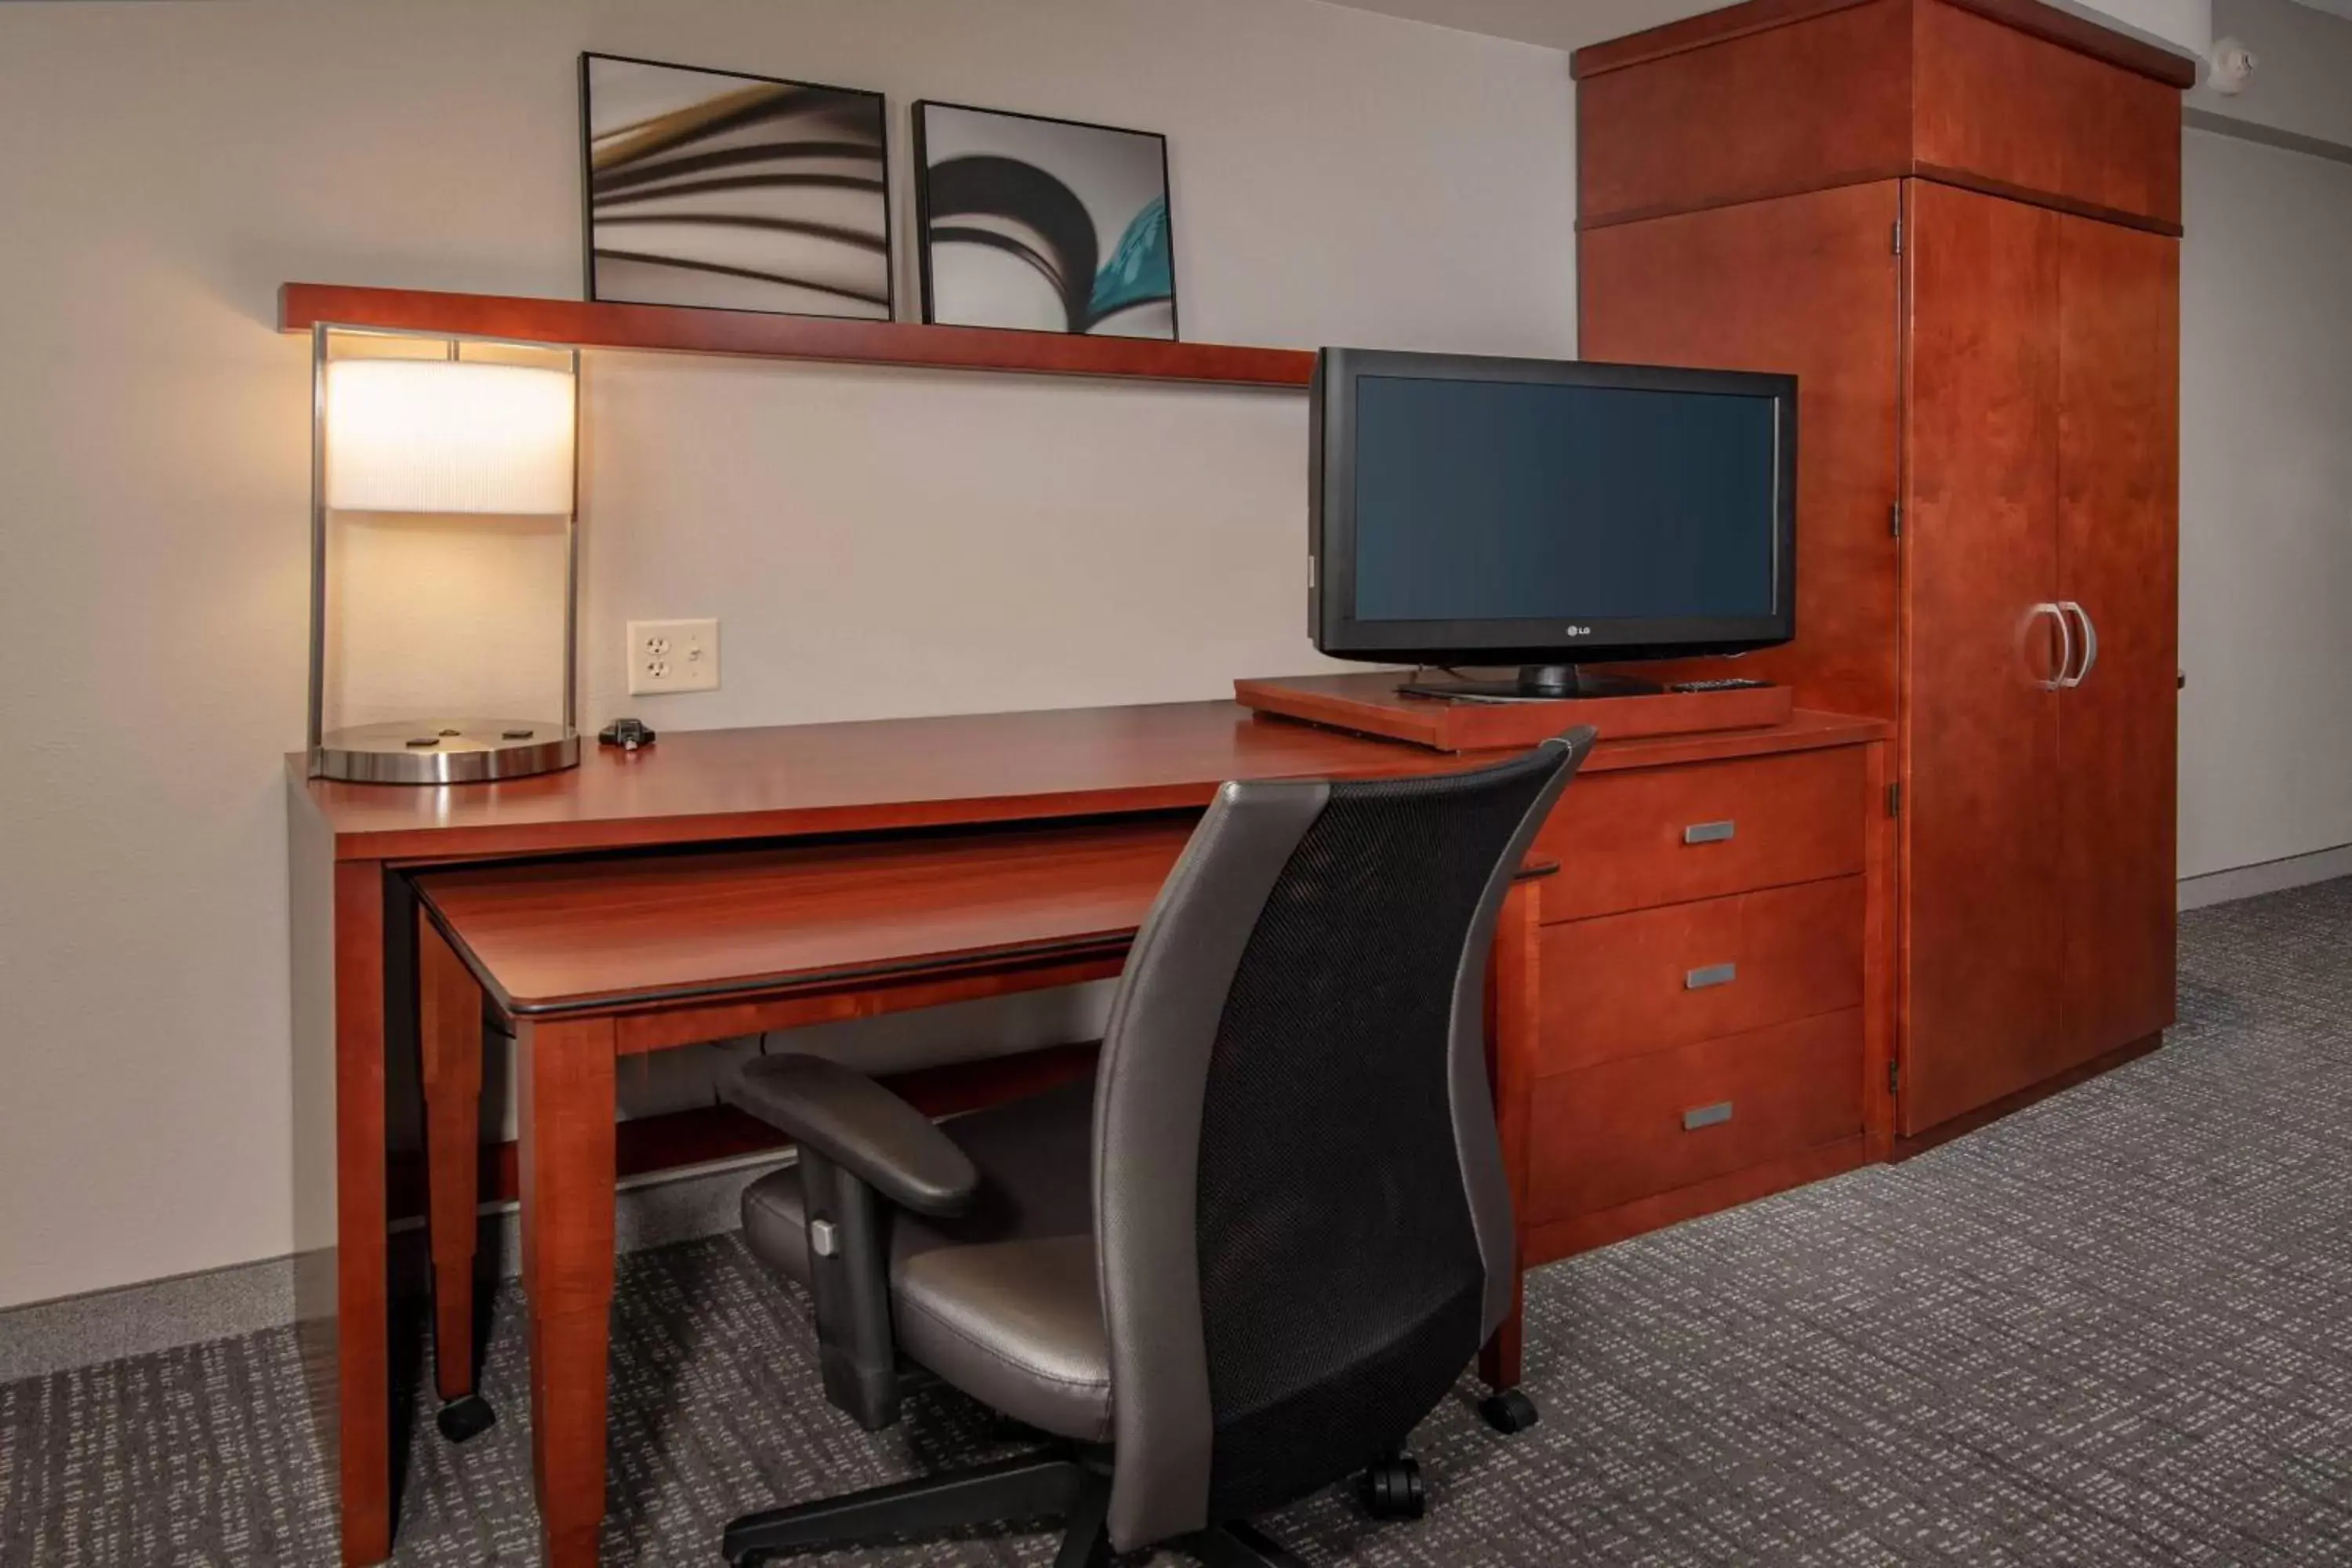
312 718 580 785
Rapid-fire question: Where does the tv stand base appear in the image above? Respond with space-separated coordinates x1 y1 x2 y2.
1397 664 1664 702
1232 671 1791 752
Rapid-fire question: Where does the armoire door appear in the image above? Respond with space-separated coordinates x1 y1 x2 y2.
1900 180 2067 1134
1578 180 1905 721
2055 216 2180 1061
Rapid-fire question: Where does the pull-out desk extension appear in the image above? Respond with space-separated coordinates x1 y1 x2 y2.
411 819 1213 1567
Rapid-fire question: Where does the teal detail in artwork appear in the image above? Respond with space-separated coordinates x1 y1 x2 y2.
1089 195 1174 321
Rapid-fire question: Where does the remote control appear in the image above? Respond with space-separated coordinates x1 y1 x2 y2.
1670 678 1773 691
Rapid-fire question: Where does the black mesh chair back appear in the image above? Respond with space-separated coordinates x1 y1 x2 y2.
1093 728 1593 1547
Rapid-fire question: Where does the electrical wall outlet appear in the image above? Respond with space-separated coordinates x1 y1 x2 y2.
626 619 720 695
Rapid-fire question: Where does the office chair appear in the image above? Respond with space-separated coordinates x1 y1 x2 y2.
720 728 1595 1566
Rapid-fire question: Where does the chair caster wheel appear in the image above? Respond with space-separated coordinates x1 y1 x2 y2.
1479 1388 1540 1434
434 1394 496 1443
1359 1454 1425 1520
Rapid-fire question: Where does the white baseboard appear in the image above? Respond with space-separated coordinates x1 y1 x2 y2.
0 1152 790 1384
2179 844 2352 911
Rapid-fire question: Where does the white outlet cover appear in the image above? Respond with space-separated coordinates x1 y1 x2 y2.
626 619 720 695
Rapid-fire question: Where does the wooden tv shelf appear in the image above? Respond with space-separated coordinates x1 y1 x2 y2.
278 283 1317 389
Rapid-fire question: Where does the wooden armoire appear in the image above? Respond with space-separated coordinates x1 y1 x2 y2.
1573 0 2191 1145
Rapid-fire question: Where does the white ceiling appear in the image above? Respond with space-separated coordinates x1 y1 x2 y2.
1323 0 2347 60
1314 0 1731 54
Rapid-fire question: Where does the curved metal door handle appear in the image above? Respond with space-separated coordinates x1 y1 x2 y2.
2060 601 2098 688
2027 602 2071 691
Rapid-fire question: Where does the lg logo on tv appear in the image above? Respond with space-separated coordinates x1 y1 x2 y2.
1564 626 1591 637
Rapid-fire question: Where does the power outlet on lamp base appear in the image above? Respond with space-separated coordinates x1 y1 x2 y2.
626 619 720 695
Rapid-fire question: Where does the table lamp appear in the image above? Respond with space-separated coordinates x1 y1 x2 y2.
305 326 583 783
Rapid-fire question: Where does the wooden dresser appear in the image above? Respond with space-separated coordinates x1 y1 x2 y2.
1511 718 1893 1267
1574 0 2190 1149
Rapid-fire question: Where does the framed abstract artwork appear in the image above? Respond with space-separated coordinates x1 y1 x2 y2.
912 100 1178 339
579 53 893 320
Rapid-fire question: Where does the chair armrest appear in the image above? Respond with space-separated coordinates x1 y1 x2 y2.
728 1054 978 1218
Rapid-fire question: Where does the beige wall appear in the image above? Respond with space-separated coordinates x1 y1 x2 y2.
2190 0 2352 146
2177 127 2352 878
0 0 1577 1307
2173 0 2352 879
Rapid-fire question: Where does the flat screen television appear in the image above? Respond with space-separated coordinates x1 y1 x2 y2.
1309 348 1796 699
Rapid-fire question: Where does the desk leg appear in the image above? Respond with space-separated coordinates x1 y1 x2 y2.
303 855 397 1567
1479 876 1541 1399
419 916 485 1409
517 1014 618 1568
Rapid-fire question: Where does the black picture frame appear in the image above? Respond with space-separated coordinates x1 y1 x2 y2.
911 99 1179 340
579 51 895 321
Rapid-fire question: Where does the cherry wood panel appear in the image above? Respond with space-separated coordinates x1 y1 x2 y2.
1936 0 2197 86
1892 1030 2161 1160
285 784 352 1552
2056 216 2179 1062
326 858 392 1568
515 1014 618 1568
1573 0 1875 76
1537 746 1867 921
1581 181 1905 719
1861 739 1899 1162
1913 0 2183 234
281 284 1314 389
609 954 1130 1057
417 820 1196 1014
1575 0 2188 234
1232 672 1791 750
1900 180 2067 1136
1572 0 2196 87
1576 0 1914 229
1526 1135 1871 1263
1539 876 1864 1074
298 702 1888 864
1527 1009 1865 1222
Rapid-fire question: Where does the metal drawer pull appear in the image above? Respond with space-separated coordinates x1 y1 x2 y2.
1682 820 1736 844
1682 1102 1734 1131
1685 962 1738 990
2063 600 2099 687
2027 601 2071 691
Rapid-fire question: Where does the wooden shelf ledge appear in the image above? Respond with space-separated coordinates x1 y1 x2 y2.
279 283 1316 389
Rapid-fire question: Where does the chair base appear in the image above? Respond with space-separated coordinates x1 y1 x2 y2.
721 1443 1310 1567
1358 1453 1425 1519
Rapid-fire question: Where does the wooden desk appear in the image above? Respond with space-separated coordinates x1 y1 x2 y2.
287 699 1891 1567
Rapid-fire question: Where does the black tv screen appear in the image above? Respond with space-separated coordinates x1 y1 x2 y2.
1310 349 1796 667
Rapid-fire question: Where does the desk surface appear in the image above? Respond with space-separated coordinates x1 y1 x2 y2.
297 699 1889 863
416 818 1196 1014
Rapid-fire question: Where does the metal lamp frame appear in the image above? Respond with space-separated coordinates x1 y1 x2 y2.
305 322 583 784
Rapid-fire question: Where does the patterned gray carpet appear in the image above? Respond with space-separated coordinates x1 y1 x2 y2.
6 882 2352 1566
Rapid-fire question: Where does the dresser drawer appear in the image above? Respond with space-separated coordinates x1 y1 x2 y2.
1526 1009 1864 1223
1537 746 1866 920
1539 876 1864 1074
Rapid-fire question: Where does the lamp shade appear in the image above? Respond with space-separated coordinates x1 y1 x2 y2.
325 358 575 515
